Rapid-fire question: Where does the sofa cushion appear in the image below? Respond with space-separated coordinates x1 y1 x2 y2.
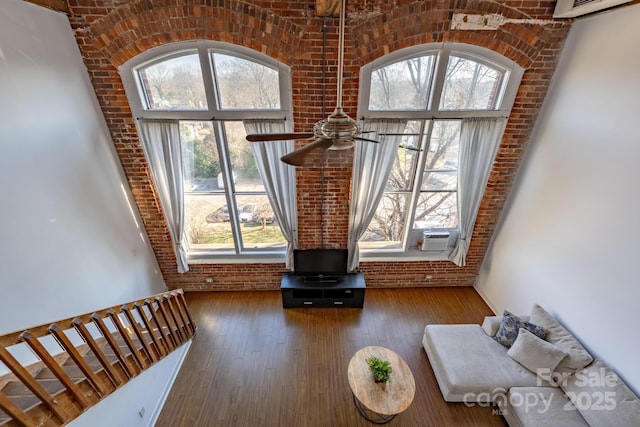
507 328 567 376
561 359 640 427
482 314 530 337
422 324 541 402
495 311 547 348
530 304 593 374
498 386 589 427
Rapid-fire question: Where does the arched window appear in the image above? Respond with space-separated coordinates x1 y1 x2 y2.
357 43 523 260
120 41 293 263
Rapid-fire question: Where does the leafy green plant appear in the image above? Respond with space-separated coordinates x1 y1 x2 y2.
366 356 392 383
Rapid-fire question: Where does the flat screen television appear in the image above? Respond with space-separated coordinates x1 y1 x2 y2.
293 249 348 279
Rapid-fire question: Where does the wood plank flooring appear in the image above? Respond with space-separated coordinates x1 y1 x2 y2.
156 287 508 427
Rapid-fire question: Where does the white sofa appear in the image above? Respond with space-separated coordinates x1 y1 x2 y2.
422 304 640 426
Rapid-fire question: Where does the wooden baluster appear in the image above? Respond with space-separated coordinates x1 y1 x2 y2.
91 314 135 378
164 294 185 343
144 299 173 354
0 346 66 423
134 302 164 359
20 332 91 409
0 392 36 427
0 290 199 427
106 310 145 372
122 305 157 364
48 324 107 397
155 297 178 349
72 319 123 387
177 289 196 335
170 291 190 338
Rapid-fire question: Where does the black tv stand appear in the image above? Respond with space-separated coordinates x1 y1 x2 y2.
281 273 365 308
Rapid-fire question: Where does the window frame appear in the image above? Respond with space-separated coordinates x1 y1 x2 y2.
120 41 293 264
357 43 523 261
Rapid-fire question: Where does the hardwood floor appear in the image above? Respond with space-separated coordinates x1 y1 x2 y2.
156 287 508 427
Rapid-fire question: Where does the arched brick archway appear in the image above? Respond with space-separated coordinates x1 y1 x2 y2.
87 2 304 68
348 0 559 70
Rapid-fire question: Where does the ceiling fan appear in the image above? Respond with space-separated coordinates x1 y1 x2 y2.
245 0 377 166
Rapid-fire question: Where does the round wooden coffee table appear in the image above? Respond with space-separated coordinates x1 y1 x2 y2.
347 346 416 424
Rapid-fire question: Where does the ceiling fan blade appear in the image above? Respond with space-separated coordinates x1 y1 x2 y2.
281 137 333 166
246 132 314 142
399 144 422 152
354 136 380 144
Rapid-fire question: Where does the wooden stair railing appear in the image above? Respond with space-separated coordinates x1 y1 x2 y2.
0 289 195 427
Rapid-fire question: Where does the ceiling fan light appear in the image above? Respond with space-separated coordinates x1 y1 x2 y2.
327 141 354 150
313 106 360 149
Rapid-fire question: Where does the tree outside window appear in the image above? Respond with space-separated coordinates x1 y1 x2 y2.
125 43 293 256
359 44 517 253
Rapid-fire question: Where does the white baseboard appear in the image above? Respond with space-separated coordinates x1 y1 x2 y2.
147 340 193 426
473 284 499 315
67 339 193 427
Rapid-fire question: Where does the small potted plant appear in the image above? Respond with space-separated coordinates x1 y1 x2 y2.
366 355 392 384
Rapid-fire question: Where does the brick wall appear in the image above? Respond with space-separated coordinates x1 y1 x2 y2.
60 0 570 291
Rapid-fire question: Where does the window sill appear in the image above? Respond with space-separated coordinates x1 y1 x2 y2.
187 251 286 265
359 248 453 263
186 248 452 265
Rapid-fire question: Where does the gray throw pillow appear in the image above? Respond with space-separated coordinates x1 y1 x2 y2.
530 304 593 374
507 328 567 375
494 310 547 348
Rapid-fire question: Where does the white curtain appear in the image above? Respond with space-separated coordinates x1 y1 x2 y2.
347 119 407 270
139 119 189 273
243 120 299 269
449 117 506 266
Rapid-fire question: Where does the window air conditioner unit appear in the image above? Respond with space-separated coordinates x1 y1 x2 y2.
553 0 632 18
420 231 450 252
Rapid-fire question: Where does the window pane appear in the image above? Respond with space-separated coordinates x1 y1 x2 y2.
416 120 459 228
384 120 423 191
414 192 458 229
138 53 207 110
181 122 233 250
425 121 460 171
181 121 222 192
236 194 285 249
360 193 409 249
421 171 456 192
387 146 419 191
223 121 264 192
369 55 435 110
439 55 502 110
184 194 235 250
213 53 280 109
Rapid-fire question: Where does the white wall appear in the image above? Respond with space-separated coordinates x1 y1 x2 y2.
68 342 191 427
476 4 640 394
0 2 185 424
0 0 167 334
